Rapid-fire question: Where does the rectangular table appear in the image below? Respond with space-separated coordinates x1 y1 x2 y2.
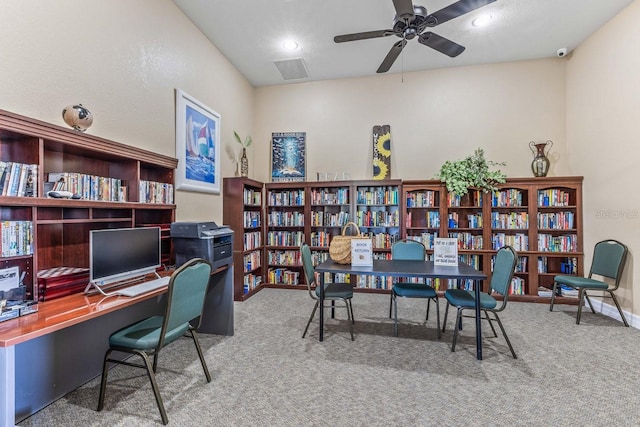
314 259 487 359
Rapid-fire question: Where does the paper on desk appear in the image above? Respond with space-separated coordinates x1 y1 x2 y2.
0 266 20 292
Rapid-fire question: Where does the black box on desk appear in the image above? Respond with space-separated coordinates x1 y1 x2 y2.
170 222 233 270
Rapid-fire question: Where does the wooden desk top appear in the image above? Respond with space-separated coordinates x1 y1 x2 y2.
0 286 166 348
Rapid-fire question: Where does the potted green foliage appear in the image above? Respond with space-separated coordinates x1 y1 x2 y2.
436 148 507 196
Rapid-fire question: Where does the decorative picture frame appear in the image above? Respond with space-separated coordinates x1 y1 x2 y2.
271 132 306 182
175 89 221 194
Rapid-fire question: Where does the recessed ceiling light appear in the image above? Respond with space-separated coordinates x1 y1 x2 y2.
472 14 492 27
282 40 299 51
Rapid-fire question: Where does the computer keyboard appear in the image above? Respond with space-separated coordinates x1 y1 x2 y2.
116 276 171 297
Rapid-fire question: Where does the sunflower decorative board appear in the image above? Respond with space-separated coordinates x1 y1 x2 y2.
373 125 391 180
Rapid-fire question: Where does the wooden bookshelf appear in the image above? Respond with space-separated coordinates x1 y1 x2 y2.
0 109 177 301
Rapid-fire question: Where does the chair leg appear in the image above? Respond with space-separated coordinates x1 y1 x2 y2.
426 298 431 321
97 349 113 411
345 298 354 341
393 293 399 337
442 301 450 333
583 291 596 313
451 308 463 352
484 309 498 337
434 297 441 340
550 281 558 311
576 289 586 325
331 300 335 319
609 291 630 327
389 292 394 318
138 350 168 425
189 329 212 382
349 299 355 324
302 300 319 338
493 312 517 359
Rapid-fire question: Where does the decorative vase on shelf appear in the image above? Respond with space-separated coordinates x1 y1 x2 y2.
529 140 553 177
240 148 249 177
62 104 93 132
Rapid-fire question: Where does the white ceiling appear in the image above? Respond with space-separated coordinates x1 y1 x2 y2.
172 0 634 88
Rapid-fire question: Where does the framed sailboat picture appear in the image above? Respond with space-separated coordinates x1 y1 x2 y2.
175 89 221 194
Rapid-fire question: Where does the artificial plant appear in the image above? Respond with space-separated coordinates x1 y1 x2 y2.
436 148 507 196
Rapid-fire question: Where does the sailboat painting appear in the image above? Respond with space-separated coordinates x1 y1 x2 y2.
175 89 221 194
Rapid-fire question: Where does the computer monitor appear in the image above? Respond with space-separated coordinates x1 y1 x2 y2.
89 226 161 288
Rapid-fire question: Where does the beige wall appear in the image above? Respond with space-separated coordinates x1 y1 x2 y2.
0 0 254 223
566 0 640 313
254 59 569 182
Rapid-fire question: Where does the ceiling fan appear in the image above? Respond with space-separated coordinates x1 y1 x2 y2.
333 0 497 73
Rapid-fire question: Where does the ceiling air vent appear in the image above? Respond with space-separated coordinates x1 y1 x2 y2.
273 58 309 80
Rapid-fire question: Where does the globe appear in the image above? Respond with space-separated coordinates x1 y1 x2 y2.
62 104 93 132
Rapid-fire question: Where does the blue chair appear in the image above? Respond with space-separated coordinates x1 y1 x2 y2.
550 239 629 326
442 246 518 358
389 239 440 338
97 258 213 425
301 243 355 341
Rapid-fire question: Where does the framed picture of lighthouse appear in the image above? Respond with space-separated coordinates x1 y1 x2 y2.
175 89 221 194
270 132 306 182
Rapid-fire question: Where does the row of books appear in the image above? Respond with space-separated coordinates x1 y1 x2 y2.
406 190 437 208
268 190 305 206
310 188 349 205
538 234 578 252
448 190 483 207
243 231 262 251
356 209 400 227
48 172 126 202
267 211 304 227
0 162 38 197
537 211 575 230
537 256 578 273
491 212 529 229
406 232 438 250
356 187 399 205
243 273 262 294
448 232 484 250
243 250 261 273
538 189 571 207
448 212 483 228
492 233 529 251
267 268 300 285
267 230 304 247
491 189 523 207
139 180 173 204
1 220 34 257
243 188 262 205
243 211 261 228
310 211 349 227
267 249 301 266
310 231 330 247
361 231 400 249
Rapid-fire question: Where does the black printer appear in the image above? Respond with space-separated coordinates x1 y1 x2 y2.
170 222 233 270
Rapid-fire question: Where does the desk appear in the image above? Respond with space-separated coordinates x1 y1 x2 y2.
0 265 234 427
314 259 487 359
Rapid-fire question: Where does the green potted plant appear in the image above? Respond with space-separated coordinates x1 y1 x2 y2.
436 148 507 196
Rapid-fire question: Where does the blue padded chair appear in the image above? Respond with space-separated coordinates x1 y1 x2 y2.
301 243 355 341
550 239 629 326
442 246 518 358
97 258 213 425
389 239 440 338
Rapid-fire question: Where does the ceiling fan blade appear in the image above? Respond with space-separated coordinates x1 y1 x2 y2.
427 0 497 27
377 40 407 73
393 0 415 20
418 32 465 57
334 30 395 43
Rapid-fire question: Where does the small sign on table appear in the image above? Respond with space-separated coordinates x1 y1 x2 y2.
351 239 373 266
434 238 458 266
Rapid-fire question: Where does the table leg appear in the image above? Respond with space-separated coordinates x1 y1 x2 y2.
475 279 483 360
319 273 324 342
0 345 16 427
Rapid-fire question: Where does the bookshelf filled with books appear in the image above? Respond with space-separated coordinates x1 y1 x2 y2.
223 177 265 301
0 109 176 301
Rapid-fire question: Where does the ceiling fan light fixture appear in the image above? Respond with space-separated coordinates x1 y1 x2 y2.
282 40 299 51
472 14 492 27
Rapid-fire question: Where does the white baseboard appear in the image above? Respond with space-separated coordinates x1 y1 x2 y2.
586 297 639 328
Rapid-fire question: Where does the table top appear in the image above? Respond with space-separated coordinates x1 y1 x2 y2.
0 284 166 348
315 259 487 280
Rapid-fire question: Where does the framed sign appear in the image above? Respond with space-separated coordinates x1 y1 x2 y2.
434 238 458 266
271 132 306 182
351 239 373 266
175 89 221 194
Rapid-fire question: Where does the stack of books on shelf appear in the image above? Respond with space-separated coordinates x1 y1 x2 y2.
0 161 38 197
537 286 554 297
139 180 173 204
1 221 34 257
560 285 579 297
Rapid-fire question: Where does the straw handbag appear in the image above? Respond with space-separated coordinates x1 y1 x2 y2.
329 222 367 264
